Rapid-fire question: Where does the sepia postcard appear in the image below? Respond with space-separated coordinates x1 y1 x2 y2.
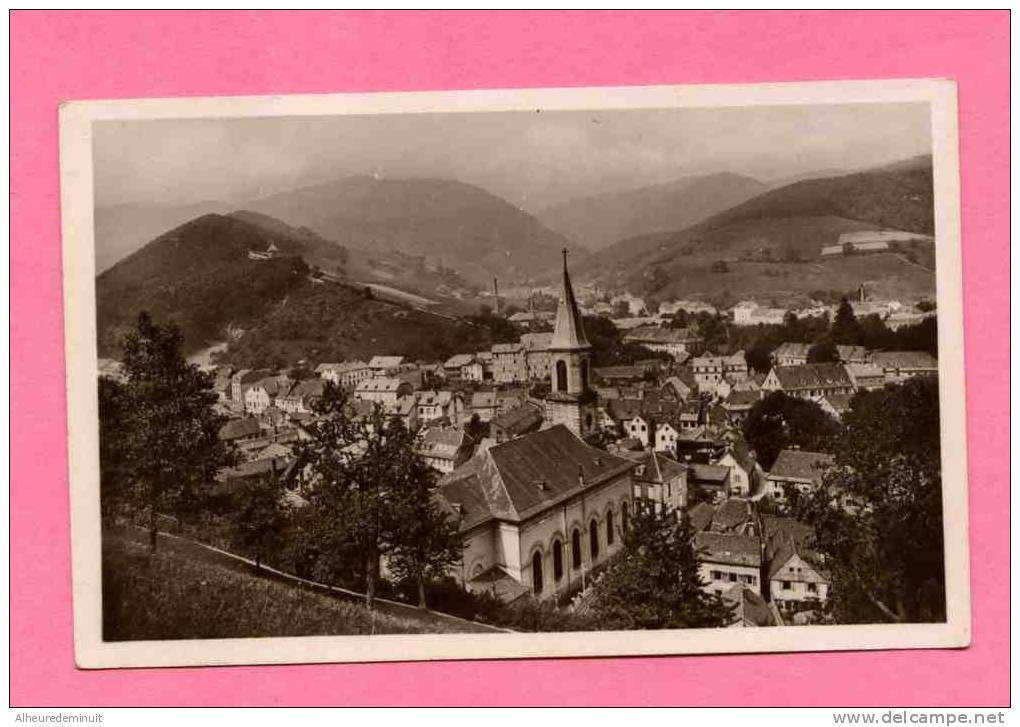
60 79 970 669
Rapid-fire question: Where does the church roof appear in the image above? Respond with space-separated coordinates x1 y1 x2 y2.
549 250 591 351
437 424 634 527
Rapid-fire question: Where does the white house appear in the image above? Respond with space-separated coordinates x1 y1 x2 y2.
354 377 406 407
765 449 834 502
695 531 763 598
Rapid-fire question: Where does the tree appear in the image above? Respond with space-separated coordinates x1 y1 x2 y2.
229 465 290 572
831 297 860 345
114 312 233 551
742 392 843 469
807 340 840 363
584 503 733 629
743 343 773 375
388 481 463 608
695 312 729 353
299 384 461 608
785 378 944 623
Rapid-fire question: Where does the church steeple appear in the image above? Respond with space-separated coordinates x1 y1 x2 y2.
550 248 590 351
544 248 596 437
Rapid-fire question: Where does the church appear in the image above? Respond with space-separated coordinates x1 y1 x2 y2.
437 250 636 601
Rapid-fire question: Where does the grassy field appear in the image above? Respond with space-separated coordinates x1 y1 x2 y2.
102 533 468 641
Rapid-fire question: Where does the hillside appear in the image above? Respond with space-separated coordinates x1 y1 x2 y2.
572 157 936 304
245 175 571 284
94 200 229 273
95 212 348 356
536 172 768 250
102 533 454 640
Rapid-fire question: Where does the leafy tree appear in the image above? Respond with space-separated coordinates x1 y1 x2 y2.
785 378 944 623
807 340 840 363
299 384 461 607
98 376 133 520
695 313 730 353
229 465 290 571
584 503 732 629
111 312 233 550
831 297 860 345
388 482 463 608
743 343 773 375
742 392 843 469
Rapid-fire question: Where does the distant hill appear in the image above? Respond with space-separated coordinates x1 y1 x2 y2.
245 176 572 284
95 211 508 365
572 156 936 305
94 200 229 273
95 212 347 356
535 173 768 250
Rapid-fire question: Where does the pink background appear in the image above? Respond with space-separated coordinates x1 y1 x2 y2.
10 11 1009 706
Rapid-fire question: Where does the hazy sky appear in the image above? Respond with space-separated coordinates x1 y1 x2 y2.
93 102 931 211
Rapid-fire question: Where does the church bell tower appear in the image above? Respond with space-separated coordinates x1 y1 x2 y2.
544 249 597 437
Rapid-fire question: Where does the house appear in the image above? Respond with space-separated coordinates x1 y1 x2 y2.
692 356 728 390
869 351 938 383
761 363 854 400
354 377 409 407
765 523 830 613
470 391 500 422
244 375 288 415
723 584 778 627
724 351 749 381
653 401 702 454
695 531 763 597
316 360 371 388
620 450 687 511
772 342 811 367
721 389 760 424
438 424 636 600
593 365 647 385
814 392 855 420
624 326 702 359
661 371 697 402
490 402 544 443
714 439 762 498
388 394 419 431
417 389 464 424
845 362 886 391
417 426 474 474
732 301 787 326
443 353 476 381
835 345 870 365
705 498 757 535
231 368 267 404
368 355 406 376
277 378 325 414
218 416 262 445
520 332 553 381
462 356 487 383
491 342 526 383
687 463 731 502
765 449 834 502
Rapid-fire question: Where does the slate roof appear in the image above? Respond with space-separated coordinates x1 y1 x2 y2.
773 342 811 360
723 584 776 627
769 450 834 485
870 351 938 370
710 499 753 531
624 326 701 345
418 427 473 462
820 392 855 415
219 417 261 441
368 355 405 369
686 502 716 532
490 402 543 435
689 463 730 486
835 345 869 363
444 353 476 369
771 363 853 391
438 425 635 527
356 377 402 393
619 450 686 484
723 389 761 408
694 531 762 567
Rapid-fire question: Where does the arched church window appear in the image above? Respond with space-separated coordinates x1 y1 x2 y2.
606 511 615 546
552 539 564 581
571 528 582 569
532 551 543 594
590 519 600 560
555 360 568 392
622 502 630 533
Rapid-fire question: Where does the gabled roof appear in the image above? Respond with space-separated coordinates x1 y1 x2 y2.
444 353 476 369
694 531 761 567
773 342 811 359
549 251 591 351
835 345 869 362
619 450 686 484
769 449 834 484
723 584 776 627
418 389 453 407
356 377 402 393
219 417 261 441
438 425 634 526
624 326 701 345
686 502 716 532
771 363 853 391
490 402 544 435
368 355 404 369
418 427 473 461
710 499 753 531
869 351 938 370
723 389 761 408
689 463 730 485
